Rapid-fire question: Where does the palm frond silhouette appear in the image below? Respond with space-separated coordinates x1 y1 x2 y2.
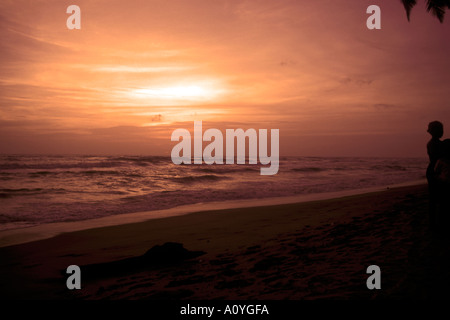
401 0 450 22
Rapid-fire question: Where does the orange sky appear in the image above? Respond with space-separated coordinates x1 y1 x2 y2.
0 0 449 157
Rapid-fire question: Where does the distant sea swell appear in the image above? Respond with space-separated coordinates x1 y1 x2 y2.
0 155 427 231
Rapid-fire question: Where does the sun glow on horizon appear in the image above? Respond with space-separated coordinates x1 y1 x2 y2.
1 1 449 157
128 84 223 103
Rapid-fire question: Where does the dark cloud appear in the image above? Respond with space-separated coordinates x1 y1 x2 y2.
151 114 162 122
279 60 296 67
338 77 374 86
0 119 54 128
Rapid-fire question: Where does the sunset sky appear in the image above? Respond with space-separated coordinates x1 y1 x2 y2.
0 0 449 157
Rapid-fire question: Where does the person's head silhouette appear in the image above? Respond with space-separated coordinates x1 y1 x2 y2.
428 121 444 139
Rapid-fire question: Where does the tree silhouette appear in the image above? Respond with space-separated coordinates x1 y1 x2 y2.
401 0 450 22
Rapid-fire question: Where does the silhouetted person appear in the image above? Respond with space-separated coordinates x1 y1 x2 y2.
434 139 450 230
426 121 444 230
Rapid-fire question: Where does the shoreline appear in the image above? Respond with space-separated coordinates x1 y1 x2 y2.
1 181 446 300
0 179 426 248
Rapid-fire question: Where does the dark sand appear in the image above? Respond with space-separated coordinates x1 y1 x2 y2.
1 183 449 300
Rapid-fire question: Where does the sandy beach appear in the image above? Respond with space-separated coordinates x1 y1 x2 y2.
1 183 449 300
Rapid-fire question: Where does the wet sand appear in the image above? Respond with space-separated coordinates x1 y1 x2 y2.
1 183 449 300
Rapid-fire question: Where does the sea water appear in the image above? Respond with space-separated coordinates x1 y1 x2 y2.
0 155 427 231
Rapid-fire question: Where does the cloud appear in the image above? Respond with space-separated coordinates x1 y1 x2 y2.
151 114 162 122
372 103 400 109
338 77 374 86
91 65 194 73
0 15 69 66
279 60 297 67
0 0 449 157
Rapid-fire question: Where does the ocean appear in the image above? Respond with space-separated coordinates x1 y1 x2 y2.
0 155 427 231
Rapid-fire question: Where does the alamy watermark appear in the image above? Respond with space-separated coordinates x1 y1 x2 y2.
170 121 279 175
65 4 381 31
